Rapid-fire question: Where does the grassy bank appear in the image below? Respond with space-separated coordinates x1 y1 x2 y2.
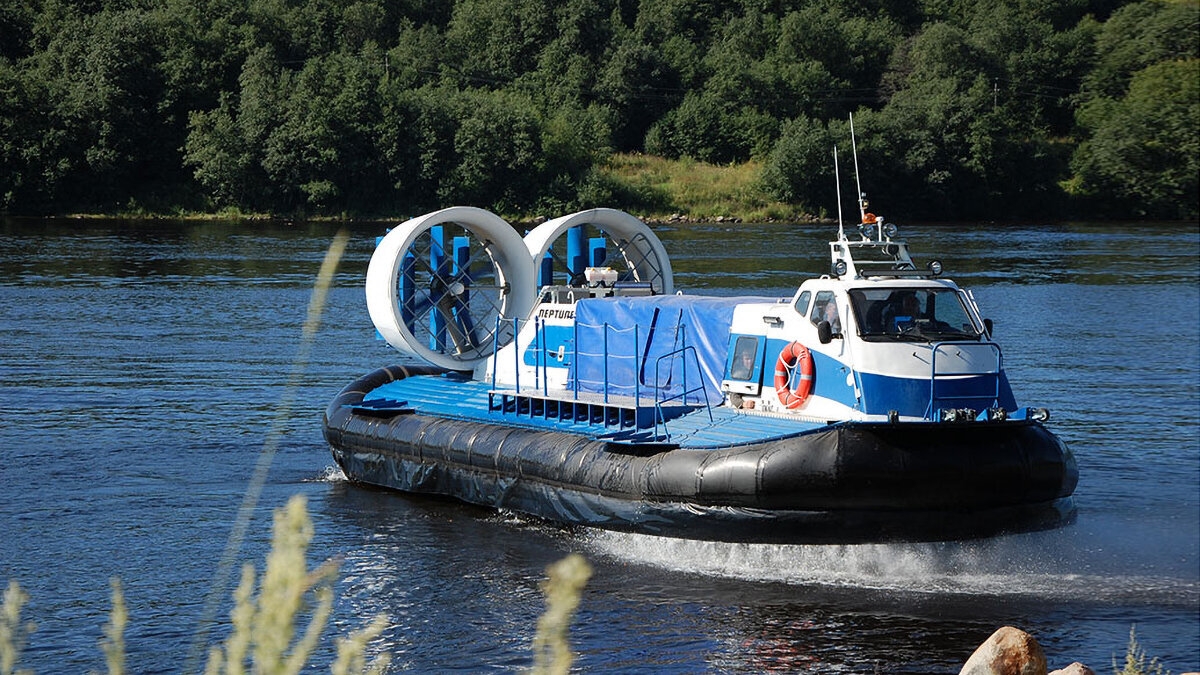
594 153 817 224
40 153 811 225
30 152 836 225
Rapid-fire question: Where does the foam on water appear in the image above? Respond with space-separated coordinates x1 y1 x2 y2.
584 529 1199 605
308 464 347 482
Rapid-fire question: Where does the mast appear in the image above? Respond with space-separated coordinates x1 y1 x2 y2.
850 112 866 225
833 146 845 241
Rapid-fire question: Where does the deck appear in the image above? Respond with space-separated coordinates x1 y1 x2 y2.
359 373 828 449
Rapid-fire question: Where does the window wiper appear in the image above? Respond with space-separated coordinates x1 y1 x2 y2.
860 331 924 342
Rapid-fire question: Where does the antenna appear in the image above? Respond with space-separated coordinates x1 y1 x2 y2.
833 146 845 241
850 112 866 224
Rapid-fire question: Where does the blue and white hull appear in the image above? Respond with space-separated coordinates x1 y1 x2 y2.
324 206 1078 543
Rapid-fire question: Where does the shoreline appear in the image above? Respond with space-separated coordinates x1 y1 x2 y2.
6 211 1193 227
3 211 830 226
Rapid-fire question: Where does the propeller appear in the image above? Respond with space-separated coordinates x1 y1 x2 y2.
524 208 674 295
366 207 536 371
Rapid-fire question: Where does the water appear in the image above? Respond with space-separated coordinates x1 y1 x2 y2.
0 218 1196 673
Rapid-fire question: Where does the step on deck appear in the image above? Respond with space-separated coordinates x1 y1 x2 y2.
487 388 696 433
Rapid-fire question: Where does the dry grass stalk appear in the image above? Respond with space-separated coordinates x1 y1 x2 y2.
1114 625 1168 675
204 494 389 675
530 553 593 675
1 580 34 675
331 615 391 675
100 579 127 675
5 491 393 675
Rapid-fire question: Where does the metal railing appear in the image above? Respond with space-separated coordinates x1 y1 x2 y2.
486 312 711 439
653 345 713 440
924 341 1003 419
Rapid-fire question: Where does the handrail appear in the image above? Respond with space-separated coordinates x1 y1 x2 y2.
491 315 500 392
602 322 609 403
653 345 712 441
486 312 712 439
512 317 520 393
925 341 1003 419
633 324 640 406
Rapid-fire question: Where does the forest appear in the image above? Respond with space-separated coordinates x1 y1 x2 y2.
0 0 1196 220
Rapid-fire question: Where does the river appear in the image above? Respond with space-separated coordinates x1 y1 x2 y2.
0 217 1196 672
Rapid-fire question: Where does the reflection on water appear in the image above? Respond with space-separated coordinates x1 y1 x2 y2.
0 217 1196 673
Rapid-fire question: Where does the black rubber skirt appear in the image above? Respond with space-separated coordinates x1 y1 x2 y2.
323 366 1078 544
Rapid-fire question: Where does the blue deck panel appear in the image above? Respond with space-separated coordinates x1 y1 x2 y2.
361 374 825 448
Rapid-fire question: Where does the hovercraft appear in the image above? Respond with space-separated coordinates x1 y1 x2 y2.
323 203 1077 544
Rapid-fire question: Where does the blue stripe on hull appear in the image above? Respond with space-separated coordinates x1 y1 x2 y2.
858 370 1017 417
762 338 1018 417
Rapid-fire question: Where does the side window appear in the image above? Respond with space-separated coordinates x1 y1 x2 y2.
728 336 759 380
793 291 811 316
810 291 842 334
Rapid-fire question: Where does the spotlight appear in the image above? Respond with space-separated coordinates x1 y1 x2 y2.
927 259 943 276
833 260 848 277
883 223 898 238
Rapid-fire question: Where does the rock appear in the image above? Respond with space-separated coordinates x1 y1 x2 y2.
959 626 1047 675
533 215 547 225
1048 664 1094 675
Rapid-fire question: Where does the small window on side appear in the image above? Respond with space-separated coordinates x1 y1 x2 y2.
793 291 811 316
811 290 842 335
729 336 759 381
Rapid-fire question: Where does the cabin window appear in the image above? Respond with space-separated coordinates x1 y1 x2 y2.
848 287 982 341
728 336 759 381
810 291 841 334
793 291 811 316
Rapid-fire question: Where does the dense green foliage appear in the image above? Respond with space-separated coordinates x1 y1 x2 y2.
0 0 1195 219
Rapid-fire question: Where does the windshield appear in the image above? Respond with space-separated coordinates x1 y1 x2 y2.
848 287 982 342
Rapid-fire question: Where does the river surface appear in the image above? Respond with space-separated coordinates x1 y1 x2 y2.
0 217 1196 673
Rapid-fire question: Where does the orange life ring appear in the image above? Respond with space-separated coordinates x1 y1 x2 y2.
774 342 814 409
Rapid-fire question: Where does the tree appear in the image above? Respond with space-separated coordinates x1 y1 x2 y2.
261 48 386 211
1080 0 1200 100
185 45 283 210
594 33 681 151
24 4 177 211
1070 59 1200 219
444 0 555 85
440 89 547 210
0 57 63 211
759 114 841 214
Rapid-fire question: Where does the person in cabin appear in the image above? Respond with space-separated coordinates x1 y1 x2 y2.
884 292 922 332
730 340 757 380
822 300 842 334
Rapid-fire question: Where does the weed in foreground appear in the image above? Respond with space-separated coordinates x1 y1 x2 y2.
1114 625 1169 675
5 493 590 674
0 495 390 675
1 580 34 675
529 553 593 675
203 494 389 675
100 579 126 675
